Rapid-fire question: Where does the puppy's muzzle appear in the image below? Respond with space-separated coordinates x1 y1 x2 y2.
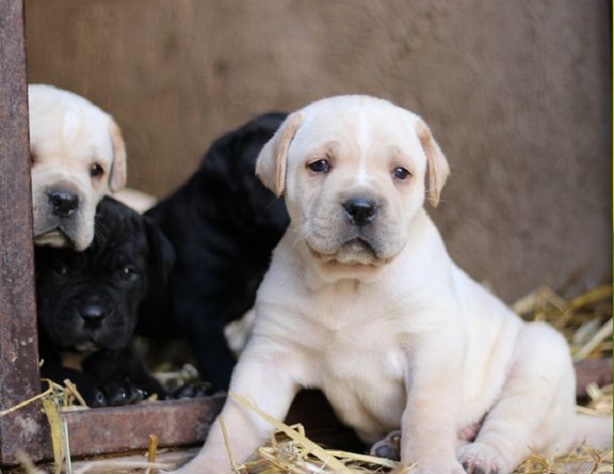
342 198 378 226
48 189 80 218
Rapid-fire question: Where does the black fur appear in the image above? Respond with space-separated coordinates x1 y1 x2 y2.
36 196 174 407
138 112 290 391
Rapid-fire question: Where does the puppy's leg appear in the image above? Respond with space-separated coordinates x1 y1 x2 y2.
458 322 576 474
400 329 466 474
173 339 300 474
174 290 237 391
190 314 236 390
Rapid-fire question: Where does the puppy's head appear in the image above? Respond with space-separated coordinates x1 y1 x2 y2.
35 197 173 352
199 111 290 237
256 95 449 276
29 84 127 251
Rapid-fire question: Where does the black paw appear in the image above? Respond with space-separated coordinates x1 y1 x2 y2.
86 379 146 407
173 381 213 399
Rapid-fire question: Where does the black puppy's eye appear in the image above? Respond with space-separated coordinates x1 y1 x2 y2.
392 167 411 181
307 159 331 174
90 163 104 179
118 265 136 281
53 262 70 277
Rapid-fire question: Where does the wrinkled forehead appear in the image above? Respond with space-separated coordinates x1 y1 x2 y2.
30 105 114 164
289 100 425 166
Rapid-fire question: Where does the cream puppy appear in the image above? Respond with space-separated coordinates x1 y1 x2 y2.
29 84 127 251
175 95 611 474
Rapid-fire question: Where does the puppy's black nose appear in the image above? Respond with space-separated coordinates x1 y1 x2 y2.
48 190 79 218
79 304 106 323
343 198 377 226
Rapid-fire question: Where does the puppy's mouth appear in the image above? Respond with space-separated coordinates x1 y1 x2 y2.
34 227 75 248
63 331 124 352
74 340 102 353
308 238 390 267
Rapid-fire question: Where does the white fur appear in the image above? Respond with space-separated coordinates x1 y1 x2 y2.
175 95 611 474
29 84 127 250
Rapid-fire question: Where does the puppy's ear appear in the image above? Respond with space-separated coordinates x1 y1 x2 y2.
255 112 303 196
108 118 128 192
416 119 450 207
143 217 175 282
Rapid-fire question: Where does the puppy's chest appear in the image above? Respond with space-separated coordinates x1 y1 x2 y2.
282 302 409 437
61 351 87 371
281 292 410 385
59 343 101 372
313 323 407 403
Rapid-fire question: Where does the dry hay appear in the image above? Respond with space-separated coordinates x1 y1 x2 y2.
225 423 612 474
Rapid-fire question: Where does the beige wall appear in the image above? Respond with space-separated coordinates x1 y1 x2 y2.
25 0 611 302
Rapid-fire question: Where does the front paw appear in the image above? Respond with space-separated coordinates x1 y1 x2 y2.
86 379 146 407
173 381 213 399
458 442 507 474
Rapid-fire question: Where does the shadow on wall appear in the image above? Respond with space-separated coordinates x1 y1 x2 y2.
24 0 612 302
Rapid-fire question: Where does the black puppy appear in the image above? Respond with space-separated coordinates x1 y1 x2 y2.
138 112 290 391
35 196 174 407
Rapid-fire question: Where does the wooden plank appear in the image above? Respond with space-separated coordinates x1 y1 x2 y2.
0 0 48 465
49 396 224 460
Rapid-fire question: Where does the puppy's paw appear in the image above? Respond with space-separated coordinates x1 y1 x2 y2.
99 380 146 407
173 381 213 399
87 388 109 408
458 442 507 474
370 430 401 460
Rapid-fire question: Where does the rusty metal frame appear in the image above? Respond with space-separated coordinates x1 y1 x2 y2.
0 0 224 466
0 0 47 465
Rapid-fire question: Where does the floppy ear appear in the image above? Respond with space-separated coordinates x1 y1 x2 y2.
255 112 303 196
416 119 450 207
143 217 175 282
108 118 128 192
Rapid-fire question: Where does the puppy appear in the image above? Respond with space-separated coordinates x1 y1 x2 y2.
138 113 289 391
36 197 173 407
175 96 612 474
29 84 127 251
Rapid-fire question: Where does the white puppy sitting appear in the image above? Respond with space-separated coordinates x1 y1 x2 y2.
176 95 611 474
29 84 127 251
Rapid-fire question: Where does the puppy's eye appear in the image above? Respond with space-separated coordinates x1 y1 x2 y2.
392 167 411 181
53 263 70 277
90 163 104 179
118 265 137 281
307 159 331 174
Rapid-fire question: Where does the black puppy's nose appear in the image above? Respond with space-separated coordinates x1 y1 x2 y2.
79 304 106 323
48 190 79 218
343 198 377 226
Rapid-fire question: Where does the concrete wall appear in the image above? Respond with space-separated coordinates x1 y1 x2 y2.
24 0 612 302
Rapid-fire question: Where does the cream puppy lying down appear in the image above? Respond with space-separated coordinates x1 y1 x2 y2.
29 84 127 251
175 95 611 474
